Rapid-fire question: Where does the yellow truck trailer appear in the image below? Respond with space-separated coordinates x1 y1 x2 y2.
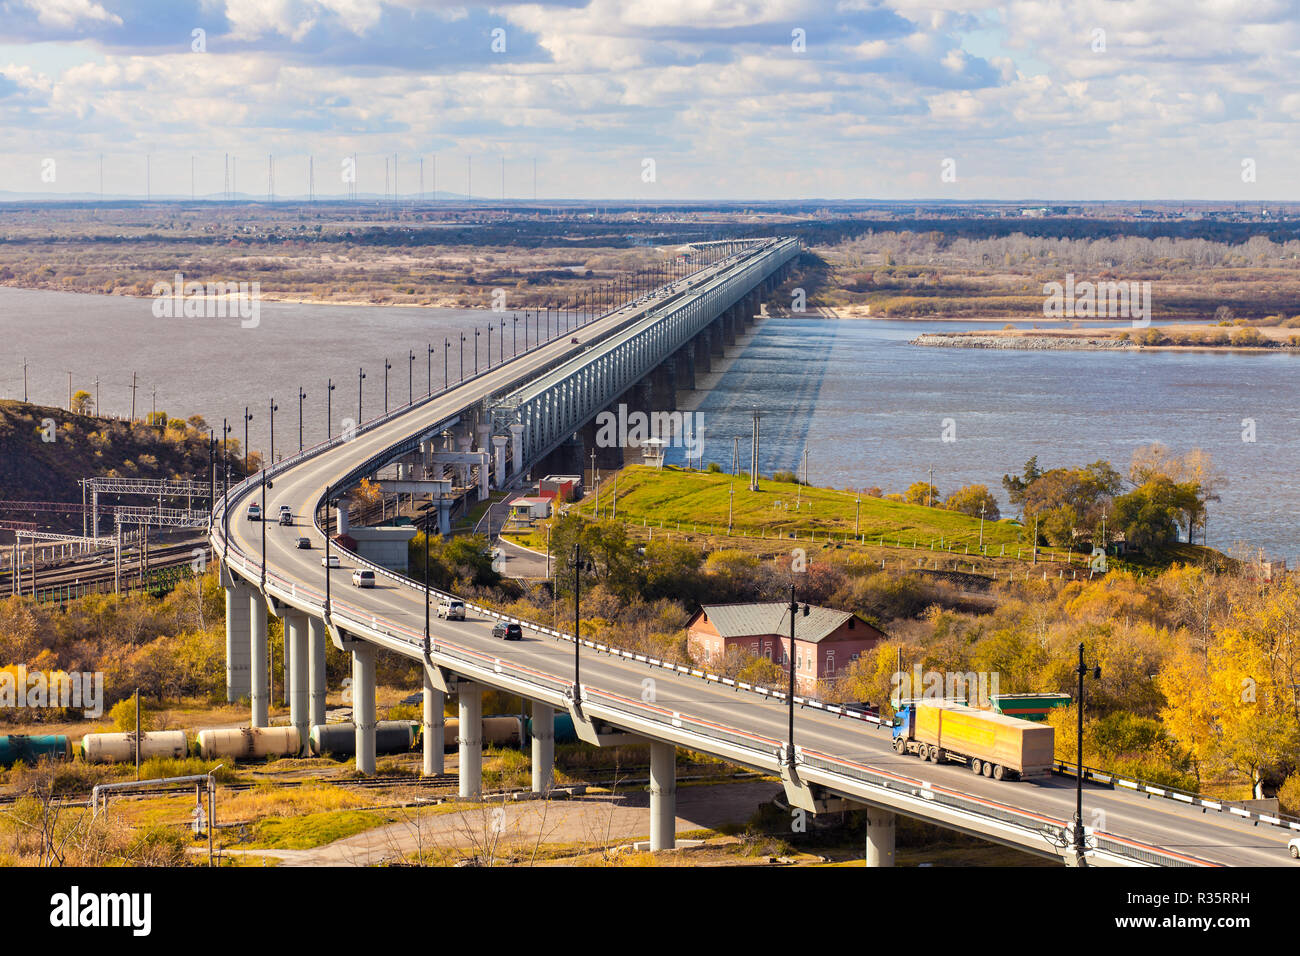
891 700 1055 780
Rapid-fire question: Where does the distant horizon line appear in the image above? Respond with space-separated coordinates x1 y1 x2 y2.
0 194 1293 208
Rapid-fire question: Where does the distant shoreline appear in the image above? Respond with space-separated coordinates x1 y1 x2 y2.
911 323 1300 354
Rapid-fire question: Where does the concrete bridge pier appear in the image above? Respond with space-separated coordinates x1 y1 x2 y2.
455 432 473 487
721 309 737 347
708 321 726 361
352 641 376 775
250 590 269 726
422 670 445 776
509 423 525 477
649 740 677 851
693 330 712 374
675 344 696 392
224 579 251 702
530 701 554 793
492 435 508 488
459 682 483 798
286 611 309 752
308 617 327 728
865 806 896 867
649 361 678 415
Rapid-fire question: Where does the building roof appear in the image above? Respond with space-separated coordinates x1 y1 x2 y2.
693 603 873 644
508 496 551 507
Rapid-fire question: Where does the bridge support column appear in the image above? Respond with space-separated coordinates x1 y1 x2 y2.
308 617 327 728
286 612 308 752
649 740 676 851
435 495 452 537
865 806 896 867
693 331 712 374
352 641 376 775
224 580 251 702
249 590 269 727
675 345 695 391
530 701 554 794
709 321 725 360
458 682 482 799
492 435 508 489
422 669 445 776
509 423 525 476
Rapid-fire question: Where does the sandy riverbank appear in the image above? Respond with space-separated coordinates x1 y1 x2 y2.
912 322 1300 353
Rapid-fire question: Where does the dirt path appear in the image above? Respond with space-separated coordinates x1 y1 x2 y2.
222 779 779 866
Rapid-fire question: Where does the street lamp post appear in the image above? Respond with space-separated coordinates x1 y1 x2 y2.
423 518 431 653
459 334 465 382
474 330 479 374
324 487 333 616
786 584 808 767
357 368 366 423
1073 642 1102 856
384 358 392 414
408 350 414 406
326 379 335 439
260 470 273 591
243 408 253 473
298 386 307 451
269 398 278 464
427 343 434 396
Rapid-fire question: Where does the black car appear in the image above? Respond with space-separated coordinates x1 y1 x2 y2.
491 622 523 641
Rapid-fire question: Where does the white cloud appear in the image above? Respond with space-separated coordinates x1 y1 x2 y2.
21 0 120 30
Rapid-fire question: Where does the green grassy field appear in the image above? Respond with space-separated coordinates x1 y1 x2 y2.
576 465 1025 551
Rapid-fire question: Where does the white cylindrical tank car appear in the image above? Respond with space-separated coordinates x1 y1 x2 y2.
196 726 302 760
79 731 188 763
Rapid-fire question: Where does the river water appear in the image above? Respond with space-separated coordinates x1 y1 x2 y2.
1 287 1295 556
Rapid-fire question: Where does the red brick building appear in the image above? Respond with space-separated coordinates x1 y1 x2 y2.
686 603 886 694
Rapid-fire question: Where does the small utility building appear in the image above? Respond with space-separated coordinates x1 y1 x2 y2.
686 603 886 693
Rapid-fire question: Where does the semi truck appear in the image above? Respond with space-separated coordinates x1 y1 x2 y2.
891 700 1055 781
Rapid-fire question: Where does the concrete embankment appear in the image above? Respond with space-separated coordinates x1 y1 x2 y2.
911 333 1134 351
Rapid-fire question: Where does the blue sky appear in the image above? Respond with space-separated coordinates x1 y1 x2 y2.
0 0 1296 200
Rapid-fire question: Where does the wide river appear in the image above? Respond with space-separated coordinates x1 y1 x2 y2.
1 287 1295 557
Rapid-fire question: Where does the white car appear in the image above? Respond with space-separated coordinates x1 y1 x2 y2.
1290 836 1299 860
321 554 340 568
351 569 375 588
246 503 262 521
436 598 465 621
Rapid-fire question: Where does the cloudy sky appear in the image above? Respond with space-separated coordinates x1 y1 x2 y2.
0 0 1294 201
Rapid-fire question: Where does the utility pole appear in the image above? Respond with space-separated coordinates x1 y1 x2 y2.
749 410 761 492
928 464 934 508
129 372 138 421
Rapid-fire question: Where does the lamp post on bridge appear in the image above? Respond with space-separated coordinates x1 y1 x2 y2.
459 334 465 383
408 350 414 406
269 397 278 464
243 407 253 473
474 329 479 374
259 469 273 591
786 584 809 769
326 379 335 439
357 367 366 423
298 387 307 452
1072 642 1101 857
427 343 434 396
383 358 392 414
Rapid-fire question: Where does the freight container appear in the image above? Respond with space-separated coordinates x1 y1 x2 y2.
892 700 1054 780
